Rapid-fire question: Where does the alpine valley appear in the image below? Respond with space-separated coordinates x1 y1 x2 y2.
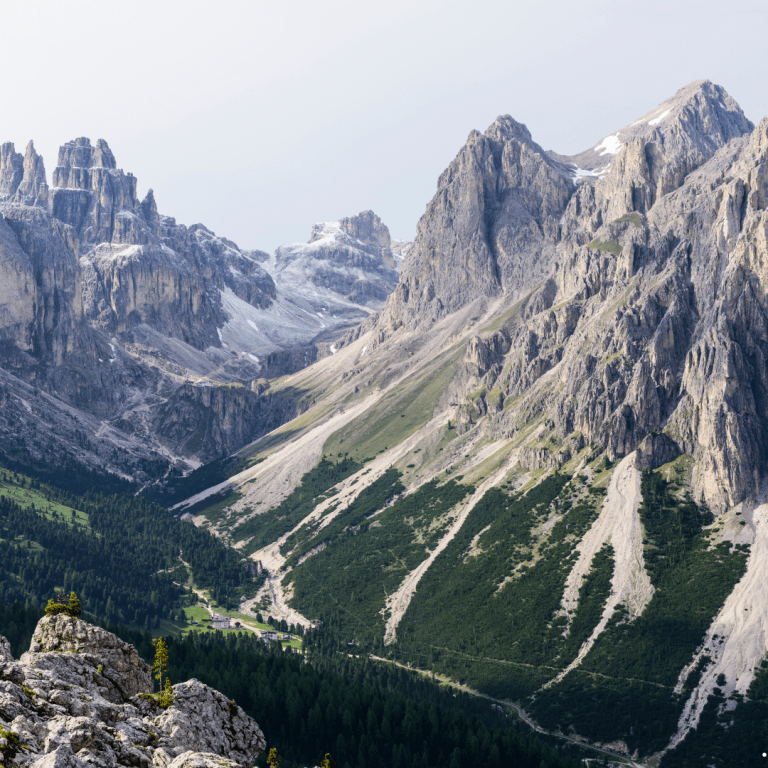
4 79 768 766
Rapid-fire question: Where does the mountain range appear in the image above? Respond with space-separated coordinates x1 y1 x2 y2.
0 138 403 472
3 78 768 764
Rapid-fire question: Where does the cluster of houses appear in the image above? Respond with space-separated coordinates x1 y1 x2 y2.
203 613 293 643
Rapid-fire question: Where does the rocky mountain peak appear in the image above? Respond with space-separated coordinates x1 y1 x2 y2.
336 209 391 249
50 137 141 245
375 108 574 333
140 188 160 231
0 142 48 206
484 114 534 144
270 211 400 317
563 79 753 176
1 614 266 768
370 79 757 338
16 141 49 207
0 142 24 198
55 137 117 173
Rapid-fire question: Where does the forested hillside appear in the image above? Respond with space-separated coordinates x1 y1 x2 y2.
0 601 586 768
0 468 259 625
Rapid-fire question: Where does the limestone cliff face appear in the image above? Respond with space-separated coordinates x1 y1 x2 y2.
44 138 276 350
377 116 574 332
423 80 764 511
0 142 49 207
0 136 281 470
152 382 298 462
50 138 142 246
0 615 265 768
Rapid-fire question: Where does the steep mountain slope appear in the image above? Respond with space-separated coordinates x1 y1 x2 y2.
180 80 768 764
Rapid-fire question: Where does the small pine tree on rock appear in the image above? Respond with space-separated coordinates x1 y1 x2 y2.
44 592 83 618
44 598 69 617
67 592 82 618
320 754 336 768
152 637 169 691
159 677 174 709
267 748 280 768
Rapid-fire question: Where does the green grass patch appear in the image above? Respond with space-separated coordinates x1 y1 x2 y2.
0 475 90 530
613 212 642 225
587 239 622 254
323 346 464 462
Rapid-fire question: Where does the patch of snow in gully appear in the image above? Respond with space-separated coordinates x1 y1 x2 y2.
648 108 671 125
594 133 622 155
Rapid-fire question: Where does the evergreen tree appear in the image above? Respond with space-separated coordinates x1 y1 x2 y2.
159 677 174 709
152 637 170 690
67 592 82 618
44 598 68 617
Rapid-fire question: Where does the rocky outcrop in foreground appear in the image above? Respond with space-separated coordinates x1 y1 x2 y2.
0 615 265 768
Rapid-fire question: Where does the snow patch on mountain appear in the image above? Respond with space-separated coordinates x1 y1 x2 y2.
217 286 337 358
648 108 672 125
594 133 623 155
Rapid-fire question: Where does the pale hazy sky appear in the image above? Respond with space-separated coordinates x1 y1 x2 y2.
2 0 767 252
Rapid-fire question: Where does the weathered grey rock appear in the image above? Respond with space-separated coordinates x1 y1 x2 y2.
372 115 574 334
0 636 25 686
0 142 24 199
151 680 265 764
152 381 298 462
0 618 265 768
165 751 242 768
15 143 50 208
23 615 151 703
28 745 88 768
274 210 400 310
356 79 765 512
50 138 142 247
634 432 680 471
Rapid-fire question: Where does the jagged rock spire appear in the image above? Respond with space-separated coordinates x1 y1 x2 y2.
15 141 49 207
0 141 24 199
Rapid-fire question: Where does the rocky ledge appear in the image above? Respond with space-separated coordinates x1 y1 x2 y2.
0 615 265 768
